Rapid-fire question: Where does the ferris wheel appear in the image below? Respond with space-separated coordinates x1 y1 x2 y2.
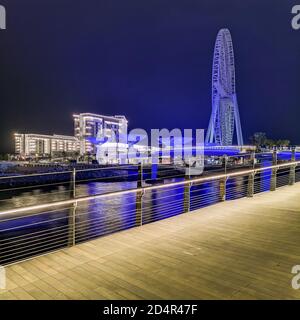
206 29 243 146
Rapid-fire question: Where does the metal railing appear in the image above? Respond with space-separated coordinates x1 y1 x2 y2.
0 154 299 266
0 163 192 209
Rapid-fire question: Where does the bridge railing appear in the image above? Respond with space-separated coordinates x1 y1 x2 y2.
0 157 299 266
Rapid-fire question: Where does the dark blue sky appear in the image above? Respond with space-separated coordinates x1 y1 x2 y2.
0 0 299 152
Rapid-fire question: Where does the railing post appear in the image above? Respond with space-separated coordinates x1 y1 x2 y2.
137 162 143 189
68 201 77 247
71 168 76 199
183 179 191 213
183 163 191 213
136 189 144 226
250 151 256 169
247 152 256 198
289 146 296 186
136 162 144 226
72 201 77 246
223 155 228 175
219 156 228 201
271 146 278 191
247 172 255 198
219 178 227 201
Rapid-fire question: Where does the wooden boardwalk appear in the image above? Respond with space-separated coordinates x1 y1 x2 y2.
1 184 300 300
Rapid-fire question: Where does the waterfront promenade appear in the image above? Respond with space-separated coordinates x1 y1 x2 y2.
1 184 300 300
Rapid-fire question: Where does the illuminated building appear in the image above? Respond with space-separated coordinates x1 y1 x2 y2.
14 113 128 159
73 113 128 156
14 133 80 158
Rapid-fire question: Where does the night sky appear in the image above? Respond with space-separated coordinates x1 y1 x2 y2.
0 0 299 153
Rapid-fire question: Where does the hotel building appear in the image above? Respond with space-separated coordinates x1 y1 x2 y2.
14 133 80 158
14 113 128 159
73 113 128 156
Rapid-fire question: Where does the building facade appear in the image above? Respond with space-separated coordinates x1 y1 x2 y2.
14 113 128 159
73 113 128 156
14 133 80 158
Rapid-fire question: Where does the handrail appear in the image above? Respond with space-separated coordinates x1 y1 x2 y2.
0 160 299 216
0 150 287 181
0 164 139 180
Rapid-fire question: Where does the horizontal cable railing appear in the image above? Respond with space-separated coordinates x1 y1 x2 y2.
0 157 299 266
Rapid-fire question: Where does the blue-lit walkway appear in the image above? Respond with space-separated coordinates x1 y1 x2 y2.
1 184 300 300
